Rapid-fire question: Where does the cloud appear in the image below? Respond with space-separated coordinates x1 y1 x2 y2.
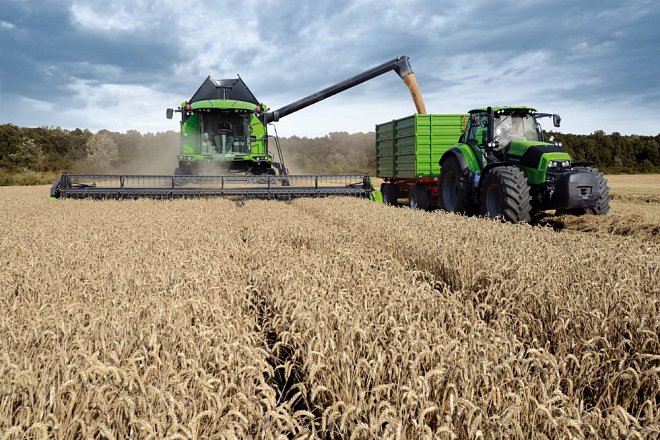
0 0 659 135
70 4 142 32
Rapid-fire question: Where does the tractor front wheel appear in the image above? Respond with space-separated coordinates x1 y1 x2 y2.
480 166 531 223
585 168 610 215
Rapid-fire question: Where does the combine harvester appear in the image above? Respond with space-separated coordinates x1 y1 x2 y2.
51 56 426 200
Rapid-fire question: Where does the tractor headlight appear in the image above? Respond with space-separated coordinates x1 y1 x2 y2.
548 160 571 169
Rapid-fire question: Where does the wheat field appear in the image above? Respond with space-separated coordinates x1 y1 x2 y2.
1 185 658 439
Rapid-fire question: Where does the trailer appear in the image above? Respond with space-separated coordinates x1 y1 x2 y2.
376 114 468 209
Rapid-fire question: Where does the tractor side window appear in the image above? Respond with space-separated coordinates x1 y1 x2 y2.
466 116 487 147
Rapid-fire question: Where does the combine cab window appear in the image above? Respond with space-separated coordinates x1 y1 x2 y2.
494 114 539 145
200 112 251 155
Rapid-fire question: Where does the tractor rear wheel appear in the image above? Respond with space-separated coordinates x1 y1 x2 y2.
408 185 429 210
480 166 531 223
381 183 399 205
439 156 471 214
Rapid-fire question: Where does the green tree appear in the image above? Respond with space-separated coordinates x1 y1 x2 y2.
85 131 119 170
7 138 44 169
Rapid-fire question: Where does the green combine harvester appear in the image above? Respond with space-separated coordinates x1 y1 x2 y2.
377 107 610 222
51 56 426 200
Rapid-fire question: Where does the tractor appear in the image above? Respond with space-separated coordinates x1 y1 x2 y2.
438 107 610 221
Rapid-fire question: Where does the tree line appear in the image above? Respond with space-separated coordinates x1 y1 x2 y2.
0 123 657 185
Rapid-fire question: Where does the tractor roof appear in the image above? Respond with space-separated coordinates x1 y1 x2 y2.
468 106 537 114
189 76 259 105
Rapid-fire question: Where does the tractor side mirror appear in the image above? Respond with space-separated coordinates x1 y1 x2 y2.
481 118 488 127
250 136 256 142
166 108 174 119
553 114 561 127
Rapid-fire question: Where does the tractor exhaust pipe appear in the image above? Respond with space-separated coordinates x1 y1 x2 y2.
262 55 427 123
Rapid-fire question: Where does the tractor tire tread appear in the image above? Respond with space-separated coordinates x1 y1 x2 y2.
481 166 531 223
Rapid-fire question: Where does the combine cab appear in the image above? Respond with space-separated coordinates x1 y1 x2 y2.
51 56 426 201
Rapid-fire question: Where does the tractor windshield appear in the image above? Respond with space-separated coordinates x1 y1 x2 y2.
494 113 539 145
199 111 251 155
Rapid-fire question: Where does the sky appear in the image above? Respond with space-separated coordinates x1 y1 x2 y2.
0 0 659 137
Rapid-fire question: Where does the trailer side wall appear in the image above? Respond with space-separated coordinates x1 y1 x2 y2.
376 114 467 178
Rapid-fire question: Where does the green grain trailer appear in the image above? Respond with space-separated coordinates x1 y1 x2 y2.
377 114 468 208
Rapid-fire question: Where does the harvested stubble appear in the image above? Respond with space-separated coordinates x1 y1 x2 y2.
0 186 658 439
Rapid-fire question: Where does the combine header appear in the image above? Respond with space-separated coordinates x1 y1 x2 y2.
50 173 371 200
51 56 426 200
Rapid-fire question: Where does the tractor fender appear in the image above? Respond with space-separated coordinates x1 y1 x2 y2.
478 162 517 189
440 146 485 189
439 147 470 174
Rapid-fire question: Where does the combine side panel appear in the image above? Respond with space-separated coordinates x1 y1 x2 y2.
50 173 371 200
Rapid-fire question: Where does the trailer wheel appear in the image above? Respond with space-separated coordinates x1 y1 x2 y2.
480 166 531 223
381 183 399 205
408 185 429 210
439 156 471 214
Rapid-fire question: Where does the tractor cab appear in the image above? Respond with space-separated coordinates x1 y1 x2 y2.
464 107 556 158
461 106 570 174
493 109 542 145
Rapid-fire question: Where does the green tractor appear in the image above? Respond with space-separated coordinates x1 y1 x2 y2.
438 106 610 221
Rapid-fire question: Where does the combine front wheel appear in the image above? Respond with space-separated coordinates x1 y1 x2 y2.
480 166 531 223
